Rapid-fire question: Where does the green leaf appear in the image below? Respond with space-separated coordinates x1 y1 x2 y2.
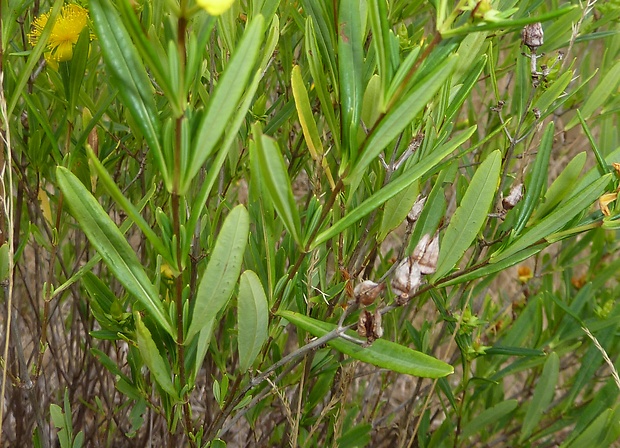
338 0 364 161
0 243 9 282
368 0 392 101
56 167 174 337
432 150 501 281
564 408 620 448
439 245 543 287
237 271 269 372
305 17 340 152
491 174 612 263
134 312 178 400
531 152 586 221
89 0 169 190
279 311 453 378
186 205 249 343
379 181 419 241
252 125 302 245
313 126 476 248
534 70 573 118
183 69 263 262
461 400 518 440
513 122 554 235
520 352 560 442
444 54 487 125
566 58 620 129
292 65 324 160
116 0 183 115
67 28 90 120
86 147 174 265
337 423 372 448
183 16 265 193
441 6 577 38
349 54 458 180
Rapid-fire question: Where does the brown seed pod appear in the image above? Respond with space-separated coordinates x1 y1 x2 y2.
391 258 422 299
412 233 439 275
521 22 544 51
354 280 384 306
357 309 383 345
502 183 524 210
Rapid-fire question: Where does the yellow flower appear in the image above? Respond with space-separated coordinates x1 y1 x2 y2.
28 4 89 63
196 0 236 16
599 191 618 217
517 265 533 283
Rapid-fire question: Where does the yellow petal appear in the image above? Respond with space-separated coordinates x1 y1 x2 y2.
196 0 236 15
599 192 618 217
54 41 74 61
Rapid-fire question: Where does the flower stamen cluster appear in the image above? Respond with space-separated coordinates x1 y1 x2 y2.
28 4 89 64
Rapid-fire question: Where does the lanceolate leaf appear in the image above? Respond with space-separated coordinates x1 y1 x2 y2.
135 313 178 400
338 0 364 162
86 147 174 265
183 16 265 193
56 167 174 337
432 150 501 281
519 352 560 442
461 400 518 440
237 271 269 372
253 125 302 245
513 122 554 235
349 54 458 181
491 174 612 263
186 205 250 343
312 126 476 248
89 0 170 190
279 311 453 378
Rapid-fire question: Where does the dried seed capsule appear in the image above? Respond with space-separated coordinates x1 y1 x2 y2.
357 309 383 345
407 195 426 223
521 22 544 51
502 183 524 210
391 258 422 298
418 233 439 275
354 280 384 306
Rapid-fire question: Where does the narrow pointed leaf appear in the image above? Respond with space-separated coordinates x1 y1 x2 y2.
461 400 518 440
238 271 269 372
87 147 173 265
349 55 458 181
253 125 302 245
279 311 453 378
514 122 554 235
186 205 249 342
313 126 476 248
338 0 364 160
184 16 264 192
432 150 501 280
89 0 169 189
532 152 586 220
135 313 178 400
520 352 560 442
56 167 174 337
491 174 612 263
